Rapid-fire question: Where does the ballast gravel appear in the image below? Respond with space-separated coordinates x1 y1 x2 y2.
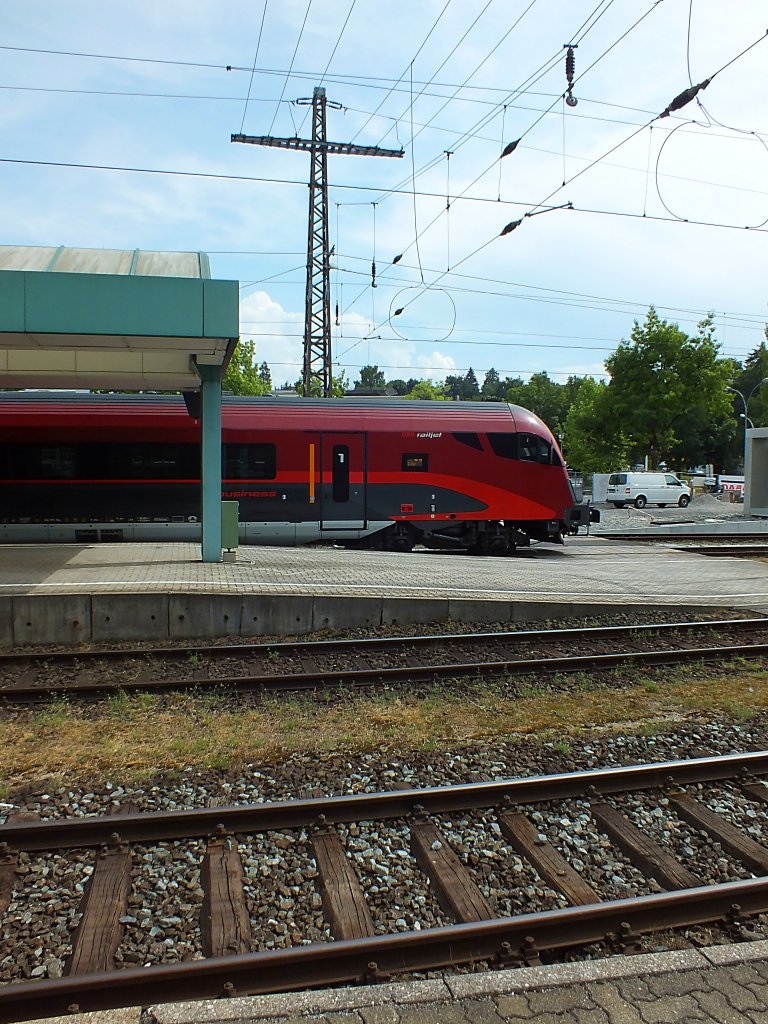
3 715 768 982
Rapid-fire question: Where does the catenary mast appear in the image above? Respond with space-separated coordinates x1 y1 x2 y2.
233 87 403 396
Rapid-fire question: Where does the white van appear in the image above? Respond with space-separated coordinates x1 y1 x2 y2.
606 472 692 509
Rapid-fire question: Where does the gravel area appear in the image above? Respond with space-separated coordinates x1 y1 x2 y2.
590 492 753 531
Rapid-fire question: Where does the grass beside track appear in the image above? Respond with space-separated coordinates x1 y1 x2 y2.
0 664 766 791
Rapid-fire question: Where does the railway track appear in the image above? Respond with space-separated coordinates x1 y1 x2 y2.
1 751 768 1021
673 544 768 558
596 532 768 548
0 617 767 702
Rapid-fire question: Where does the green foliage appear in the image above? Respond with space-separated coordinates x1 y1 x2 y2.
563 377 627 472
603 308 733 470
445 368 480 400
258 361 272 390
732 340 768 428
480 367 502 400
404 379 448 400
506 371 572 437
223 339 271 396
295 370 349 397
358 365 387 389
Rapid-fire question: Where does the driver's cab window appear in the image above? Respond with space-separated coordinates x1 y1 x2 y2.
665 474 681 486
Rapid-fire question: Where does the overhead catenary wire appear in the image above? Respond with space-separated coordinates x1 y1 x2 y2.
528 23 768 217
239 1 268 133
341 0 669 326
266 0 313 135
347 0 454 145
239 358 612 380
337 0 633 321
370 18 768 336
371 0 538 153
369 0 622 207
4 78 765 147
295 0 357 135
6 12 767 379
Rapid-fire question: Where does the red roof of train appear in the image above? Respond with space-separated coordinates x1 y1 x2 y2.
0 392 553 437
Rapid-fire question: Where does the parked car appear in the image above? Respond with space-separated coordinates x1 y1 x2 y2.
606 472 692 509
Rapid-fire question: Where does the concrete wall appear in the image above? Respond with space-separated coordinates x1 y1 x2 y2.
2 593 676 647
745 427 768 518
592 474 610 503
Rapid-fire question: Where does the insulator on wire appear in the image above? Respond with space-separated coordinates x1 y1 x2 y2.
565 46 576 83
659 79 711 118
335 302 339 326
564 44 578 107
393 254 403 265
501 139 520 159
371 260 377 288
500 218 522 236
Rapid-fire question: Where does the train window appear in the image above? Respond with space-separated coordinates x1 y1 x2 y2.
224 444 276 480
2 444 78 479
518 433 538 461
488 433 518 460
38 446 77 479
111 445 185 480
536 437 552 464
452 432 483 451
402 453 428 472
332 445 350 502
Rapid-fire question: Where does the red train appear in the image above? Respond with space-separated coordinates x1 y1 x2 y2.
0 392 596 551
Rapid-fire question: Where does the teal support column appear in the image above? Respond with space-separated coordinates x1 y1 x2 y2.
197 363 222 563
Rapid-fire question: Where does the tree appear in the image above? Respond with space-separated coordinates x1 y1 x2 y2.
501 375 525 401
480 367 502 401
520 372 570 436
293 370 349 397
404 379 447 400
444 369 480 400
462 367 480 400
732 339 768 428
563 378 627 472
444 373 464 400
359 365 386 390
258 361 272 391
387 378 409 395
603 308 733 469
223 339 271 395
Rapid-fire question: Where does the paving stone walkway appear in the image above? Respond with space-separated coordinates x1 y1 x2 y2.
150 943 768 1023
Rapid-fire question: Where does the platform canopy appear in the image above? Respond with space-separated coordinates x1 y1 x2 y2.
0 245 238 389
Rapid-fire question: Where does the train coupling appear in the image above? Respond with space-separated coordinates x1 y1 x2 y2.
564 503 600 533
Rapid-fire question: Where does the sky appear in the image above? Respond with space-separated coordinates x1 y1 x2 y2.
2 1 768 390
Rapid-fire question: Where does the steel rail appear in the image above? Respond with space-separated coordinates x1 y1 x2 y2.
0 617 764 666
2 640 767 701
596 532 768 543
675 545 768 558
1 876 768 1022
2 751 766 851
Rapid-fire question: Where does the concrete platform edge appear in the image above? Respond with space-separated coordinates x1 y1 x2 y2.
148 941 768 1022
3 595 728 647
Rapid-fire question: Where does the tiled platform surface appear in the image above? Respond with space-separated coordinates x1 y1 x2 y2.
24 942 768 1024
0 535 767 645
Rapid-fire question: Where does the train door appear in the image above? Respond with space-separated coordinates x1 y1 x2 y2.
319 432 367 530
